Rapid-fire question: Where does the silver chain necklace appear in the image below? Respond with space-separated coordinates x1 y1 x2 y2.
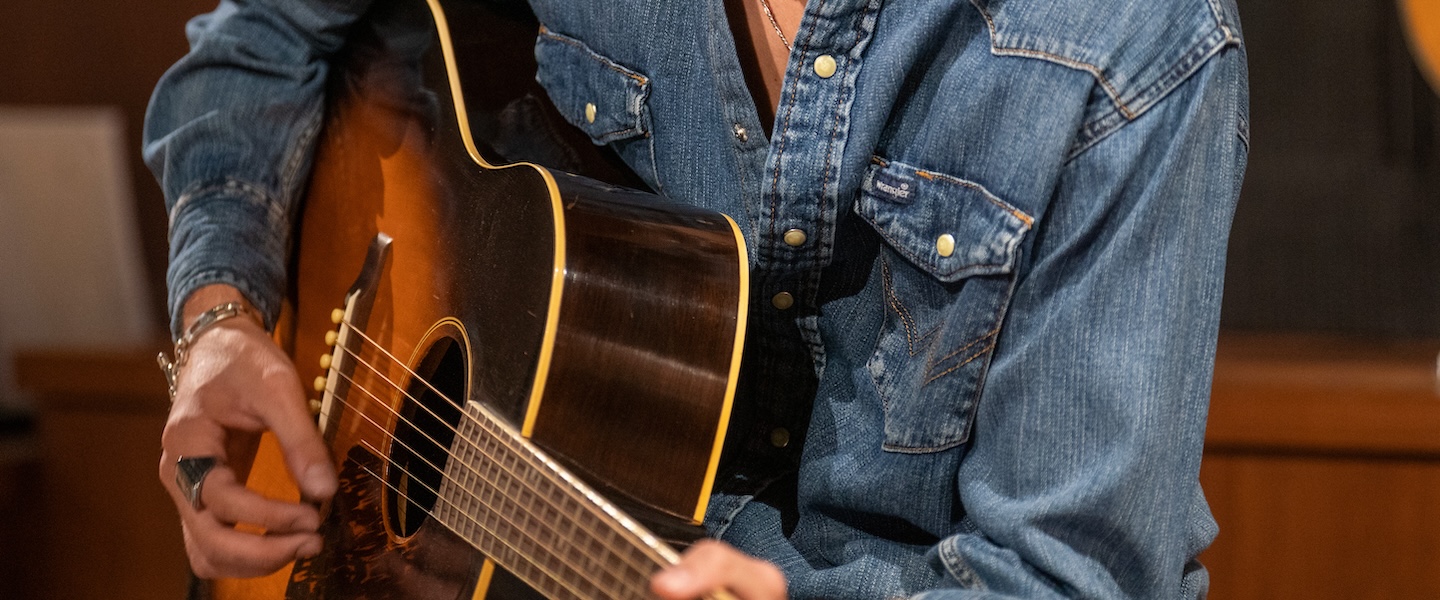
757 0 793 51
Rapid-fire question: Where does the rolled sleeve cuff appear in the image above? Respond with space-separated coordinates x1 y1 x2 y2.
165 178 291 337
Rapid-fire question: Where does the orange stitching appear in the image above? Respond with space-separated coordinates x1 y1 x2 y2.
539 29 650 85
881 257 943 356
880 258 917 351
908 167 1034 227
969 0 1135 120
929 324 1000 369
924 338 996 385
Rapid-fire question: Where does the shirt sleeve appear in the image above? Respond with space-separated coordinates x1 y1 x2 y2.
143 0 376 336
916 42 1249 598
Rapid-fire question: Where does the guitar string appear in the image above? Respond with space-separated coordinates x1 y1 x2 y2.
324 316 685 567
326 369 659 596
347 438 632 600
326 374 648 592
323 335 675 575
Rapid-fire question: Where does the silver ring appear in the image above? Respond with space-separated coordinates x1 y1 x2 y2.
175 456 221 511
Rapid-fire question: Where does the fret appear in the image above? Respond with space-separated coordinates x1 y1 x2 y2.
429 403 671 600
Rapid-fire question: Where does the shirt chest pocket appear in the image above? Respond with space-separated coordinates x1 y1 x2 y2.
533 27 660 188
856 158 1033 453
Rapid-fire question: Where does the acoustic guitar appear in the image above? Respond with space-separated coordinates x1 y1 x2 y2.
208 0 749 598
1400 0 1440 94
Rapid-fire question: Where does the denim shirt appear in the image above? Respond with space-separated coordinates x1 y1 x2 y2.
144 0 1249 597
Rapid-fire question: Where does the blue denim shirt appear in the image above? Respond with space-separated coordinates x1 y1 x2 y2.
145 0 1249 597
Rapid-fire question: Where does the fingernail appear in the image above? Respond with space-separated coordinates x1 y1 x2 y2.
303 464 336 497
652 567 693 592
297 536 323 559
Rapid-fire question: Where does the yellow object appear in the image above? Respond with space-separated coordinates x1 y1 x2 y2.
814 54 837 78
936 234 956 258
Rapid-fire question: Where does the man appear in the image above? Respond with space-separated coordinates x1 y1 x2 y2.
145 0 1248 597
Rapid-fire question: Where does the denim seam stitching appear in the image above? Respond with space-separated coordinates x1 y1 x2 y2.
169 178 277 228
969 0 1133 119
811 0 874 287
880 256 941 355
537 26 650 85
925 325 999 379
169 269 277 335
912 168 1034 227
1066 19 1241 160
865 215 1009 280
925 334 997 385
280 105 323 198
765 1 824 259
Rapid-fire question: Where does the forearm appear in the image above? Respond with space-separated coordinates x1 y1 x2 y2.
144 0 376 335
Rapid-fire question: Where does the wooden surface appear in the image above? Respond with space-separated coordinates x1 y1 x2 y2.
10 346 190 600
1201 332 1440 599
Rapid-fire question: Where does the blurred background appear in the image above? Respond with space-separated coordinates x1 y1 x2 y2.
1 0 1438 598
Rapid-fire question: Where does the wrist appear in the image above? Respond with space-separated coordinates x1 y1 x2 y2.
180 284 264 333
161 285 268 401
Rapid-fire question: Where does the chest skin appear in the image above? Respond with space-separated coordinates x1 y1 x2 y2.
723 0 803 135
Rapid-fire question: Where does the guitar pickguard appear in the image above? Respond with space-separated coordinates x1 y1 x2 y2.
287 447 485 600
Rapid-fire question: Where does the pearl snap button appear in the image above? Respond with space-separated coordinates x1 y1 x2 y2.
770 427 791 448
783 229 807 246
585 102 597 123
814 55 837 78
772 292 795 310
936 234 956 257
733 123 748 142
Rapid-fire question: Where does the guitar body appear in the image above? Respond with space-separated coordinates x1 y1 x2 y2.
1401 0 1440 94
210 0 747 598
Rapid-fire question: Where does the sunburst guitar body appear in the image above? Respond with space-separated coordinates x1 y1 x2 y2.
207 0 749 598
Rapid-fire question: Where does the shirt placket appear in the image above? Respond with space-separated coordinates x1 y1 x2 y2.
719 0 879 490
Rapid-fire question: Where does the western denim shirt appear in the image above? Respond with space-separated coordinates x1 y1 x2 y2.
145 0 1249 597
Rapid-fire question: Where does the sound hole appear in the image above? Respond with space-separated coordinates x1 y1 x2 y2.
386 333 466 538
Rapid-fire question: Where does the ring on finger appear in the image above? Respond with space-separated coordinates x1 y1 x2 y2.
175 456 222 511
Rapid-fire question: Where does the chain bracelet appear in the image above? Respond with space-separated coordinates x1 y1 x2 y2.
157 302 256 401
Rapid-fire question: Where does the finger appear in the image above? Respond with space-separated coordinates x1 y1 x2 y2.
201 466 322 534
651 540 786 600
246 356 338 503
184 515 323 579
257 382 337 503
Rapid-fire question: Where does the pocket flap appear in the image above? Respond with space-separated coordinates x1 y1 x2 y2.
855 158 1032 282
534 27 651 144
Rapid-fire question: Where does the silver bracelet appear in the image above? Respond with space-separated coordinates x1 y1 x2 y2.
157 302 256 401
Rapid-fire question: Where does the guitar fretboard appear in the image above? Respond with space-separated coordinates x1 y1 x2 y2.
432 401 678 599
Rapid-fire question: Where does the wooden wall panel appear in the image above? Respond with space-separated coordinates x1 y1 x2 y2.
1200 333 1440 599
13 348 188 600
0 0 220 330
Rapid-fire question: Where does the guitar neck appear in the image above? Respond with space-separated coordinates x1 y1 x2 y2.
432 401 680 599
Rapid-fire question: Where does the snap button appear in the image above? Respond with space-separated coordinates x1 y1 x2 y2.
771 292 795 310
733 123 748 143
769 427 791 448
783 229 807 247
813 55 837 78
585 102 597 124
936 234 956 257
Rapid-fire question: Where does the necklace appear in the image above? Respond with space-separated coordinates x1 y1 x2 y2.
757 0 792 51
